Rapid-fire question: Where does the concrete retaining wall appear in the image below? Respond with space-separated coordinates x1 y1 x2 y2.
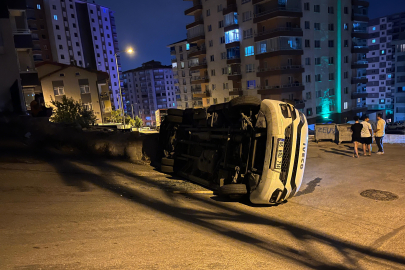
384 134 405 144
0 115 160 163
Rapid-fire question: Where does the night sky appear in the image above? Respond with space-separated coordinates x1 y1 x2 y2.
94 0 405 71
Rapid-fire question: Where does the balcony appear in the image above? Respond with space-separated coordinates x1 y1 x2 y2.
228 72 242 81
223 3 237 15
227 55 241 64
257 83 304 95
254 7 302 24
351 45 369 53
352 30 369 39
188 45 206 58
185 2 203 16
14 34 33 49
171 58 177 63
257 65 304 77
189 60 207 71
229 89 243 96
225 41 240 49
186 19 204 30
193 91 211 98
352 91 368 99
191 76 209 84
255 27 303 42
20 72 40 86
352 0 369 7
352 106 368 113
170 49 176 55
351 61 368 69
255 37 303 59
352 13 369 22
187 33 205 43
191 86 202 93
351 76 368 84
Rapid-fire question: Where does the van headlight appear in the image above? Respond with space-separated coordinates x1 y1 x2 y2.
299 112 306 124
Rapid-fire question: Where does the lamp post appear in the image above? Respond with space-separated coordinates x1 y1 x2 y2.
114 47 134 124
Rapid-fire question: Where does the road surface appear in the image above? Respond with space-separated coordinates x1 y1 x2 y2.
1 139 405 269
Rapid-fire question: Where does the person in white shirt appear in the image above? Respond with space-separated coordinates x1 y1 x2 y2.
361 116 373 156
374 113 386 154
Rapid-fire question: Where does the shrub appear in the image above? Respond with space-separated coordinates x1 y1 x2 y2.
50 96 96 127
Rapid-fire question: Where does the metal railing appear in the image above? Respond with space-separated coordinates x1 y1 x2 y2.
255 27 301 37
13 29 31 34
257 65 303 72
188 45 206 56
191 76 209 81
254 7 301 18
189 61 207 67
259 83 302 90
352 60 368 65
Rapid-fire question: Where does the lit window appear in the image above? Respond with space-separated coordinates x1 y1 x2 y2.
103 8 106 13
245 46 254 56
53 15 58 20
344 102 348 109
372 39 376 43
53 86 65 96
225 29 240 44
388 74 392 78
186 43 190 51
373 27 376 31
37 4 41 9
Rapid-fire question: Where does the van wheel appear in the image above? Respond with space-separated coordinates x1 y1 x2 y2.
161 157 174 166
161 165 174 173
220 184 248 196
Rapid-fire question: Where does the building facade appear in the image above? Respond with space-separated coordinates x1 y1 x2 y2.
181 0 370 123
0 0 41 113
30 0 123 111
393 36 405 122
167 39 194 109
123 61 176 127
366 16 395 119
36 61 109 123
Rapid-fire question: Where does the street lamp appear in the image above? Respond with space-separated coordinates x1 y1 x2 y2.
114 47 134 124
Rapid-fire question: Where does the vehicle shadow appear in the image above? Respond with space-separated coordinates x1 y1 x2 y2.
1 145 405 269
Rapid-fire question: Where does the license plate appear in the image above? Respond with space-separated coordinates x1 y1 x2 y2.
274 139 284 171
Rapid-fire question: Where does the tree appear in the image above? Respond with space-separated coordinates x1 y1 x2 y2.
50 96 96 127
110 109 123 123
124 115 143 128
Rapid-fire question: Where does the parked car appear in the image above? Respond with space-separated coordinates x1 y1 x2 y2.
387 121 405 130
157 97 308 205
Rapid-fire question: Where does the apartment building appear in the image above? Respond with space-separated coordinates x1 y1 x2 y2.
28 0 122 112
183 0 370 123
36 61 110 123
167 39 194 109
0 0 41 113
123 61 176 127
366 16 395 120
393 35 405 122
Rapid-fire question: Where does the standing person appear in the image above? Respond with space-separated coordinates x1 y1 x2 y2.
374 113 386 155
361 116 373 156
351 116 363 158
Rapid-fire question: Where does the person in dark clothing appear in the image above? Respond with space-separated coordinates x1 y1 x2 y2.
351 116 363 158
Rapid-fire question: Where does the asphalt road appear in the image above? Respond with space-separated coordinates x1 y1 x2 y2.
1 140 405 270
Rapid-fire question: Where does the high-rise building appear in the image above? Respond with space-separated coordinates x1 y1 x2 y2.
167 39 195 109
31 0 122 111
181 0 370 123
123 61 176 127
392 34 405 122
0 0 41 113
366 16 395 119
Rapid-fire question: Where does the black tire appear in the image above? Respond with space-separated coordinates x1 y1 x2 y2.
230 96 261 107
220 184 248 195
166 115 183 124
161 165 174 173
168 109 184 117
161 157 174 166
